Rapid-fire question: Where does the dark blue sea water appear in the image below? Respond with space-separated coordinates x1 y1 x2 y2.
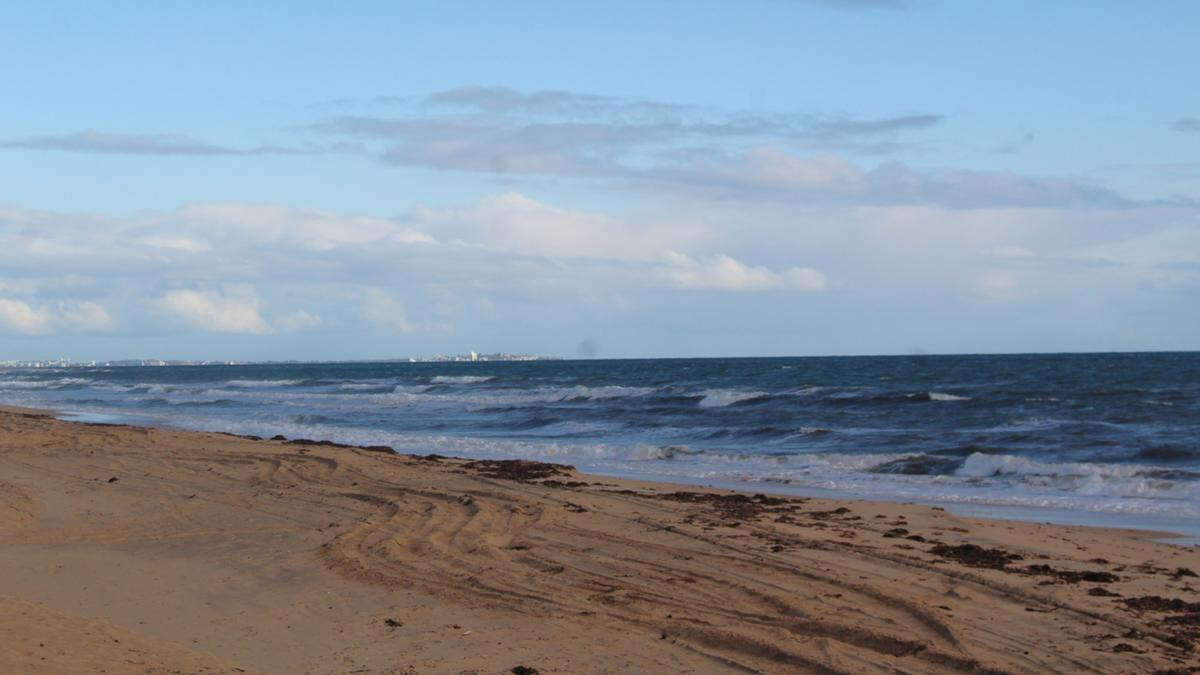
4 353 1198 534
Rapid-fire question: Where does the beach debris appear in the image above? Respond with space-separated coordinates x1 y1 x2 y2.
1089 587 1120 597
539 479 589 489
384 618 403 628
807 507 853 520
1024 564 1119 584
511 667 539 675
1116 597 1200 653
106 476 119 483
654 491 801 521
930 543 1022 569
462 459 574 481
1123 596 1200 613
930 543 1119 583
1173 567 1199 579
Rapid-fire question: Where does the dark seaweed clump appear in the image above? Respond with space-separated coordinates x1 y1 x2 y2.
1024 564 1119 584
930 543 1023 570
463 459 575 481
1124 596 1200 613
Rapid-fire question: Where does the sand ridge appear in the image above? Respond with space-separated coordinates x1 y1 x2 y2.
1 407 1198 673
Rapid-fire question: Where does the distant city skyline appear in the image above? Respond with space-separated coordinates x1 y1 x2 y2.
1 1 1197 360
0 350 556 369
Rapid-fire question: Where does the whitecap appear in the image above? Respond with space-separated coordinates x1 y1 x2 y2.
225 379 302 387
430 375 495 384
698 389 768 407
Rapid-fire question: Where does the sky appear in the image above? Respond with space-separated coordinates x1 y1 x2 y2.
1 0 1198 360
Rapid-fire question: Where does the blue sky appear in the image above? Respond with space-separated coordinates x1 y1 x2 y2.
1 1 1197 360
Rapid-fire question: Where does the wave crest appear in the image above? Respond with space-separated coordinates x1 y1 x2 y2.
698 389 769 408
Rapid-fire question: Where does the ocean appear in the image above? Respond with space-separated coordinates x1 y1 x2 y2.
3 352 1198 537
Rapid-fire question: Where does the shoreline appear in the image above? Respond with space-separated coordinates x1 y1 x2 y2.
2 405 1199 672
31 404 1200 546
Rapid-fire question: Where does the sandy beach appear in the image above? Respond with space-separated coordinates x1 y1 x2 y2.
1 405 1197 673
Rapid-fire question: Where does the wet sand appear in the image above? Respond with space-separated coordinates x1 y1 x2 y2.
1 406 1198 673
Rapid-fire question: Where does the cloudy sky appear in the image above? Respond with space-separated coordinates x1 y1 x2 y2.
1 1 1198 360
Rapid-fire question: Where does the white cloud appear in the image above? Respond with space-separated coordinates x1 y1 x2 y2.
0 298 113 334
718 148 865 192
178 203 434 251
139 235 211 252
58 301 116 332
158 288 273 334
0 298 53 334
782 266 830 291
276 309 322 332
360 288 411 332
410 192 706 261
660 252 827 291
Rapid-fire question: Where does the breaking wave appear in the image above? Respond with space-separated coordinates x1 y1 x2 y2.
698 389 769 407
430 375 496 384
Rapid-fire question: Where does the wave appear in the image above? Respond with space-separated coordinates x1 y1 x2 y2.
561 385 657 401
1134 468 1200 480
934 443 1008 457
698 389 769 408
898 391 971 402
296 379 339 387
291 413 339 425
377 384 657 408
224 379 302 388
126 384 170 395
869 454 965 475
927 391 971 401
630 444 707 460
341 385 396 394
430 375 495 384
722 425 831 440
0 377 92 390
955 452 1200 498
1134 444 1198 462
815 389 971 404
139 397 238 408
495 415 561 431
338 382 395 391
